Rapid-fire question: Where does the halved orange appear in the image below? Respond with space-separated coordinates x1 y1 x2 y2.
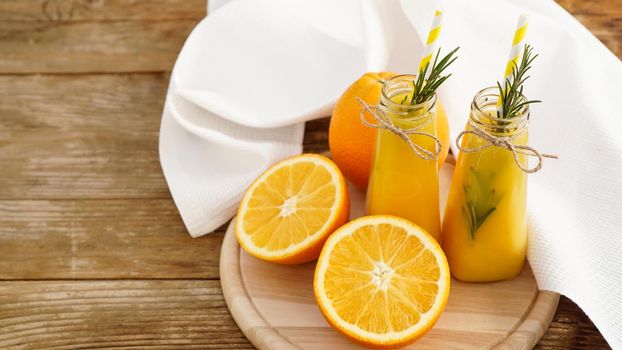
235 154 349 264
314 215 450 348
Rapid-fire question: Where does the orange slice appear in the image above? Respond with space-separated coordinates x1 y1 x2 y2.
236 154 349 264
313 215 450 348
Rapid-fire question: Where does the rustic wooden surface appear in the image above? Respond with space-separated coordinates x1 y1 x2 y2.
0 0 618 349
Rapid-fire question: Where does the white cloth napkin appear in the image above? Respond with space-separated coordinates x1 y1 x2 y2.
160 0 622 346
159 0 421 236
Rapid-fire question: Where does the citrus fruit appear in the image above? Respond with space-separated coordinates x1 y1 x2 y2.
236 154 349 264
313 215 450 348
329 72 451 189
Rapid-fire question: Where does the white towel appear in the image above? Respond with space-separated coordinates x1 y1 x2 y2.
159 0 421 236
159 0 622 347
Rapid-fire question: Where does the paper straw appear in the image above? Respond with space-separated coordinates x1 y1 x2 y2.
497 14 529 116
418 9 444 79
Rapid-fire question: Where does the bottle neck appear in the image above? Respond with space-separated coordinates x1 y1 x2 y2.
470 86 529 137
379 74 437 128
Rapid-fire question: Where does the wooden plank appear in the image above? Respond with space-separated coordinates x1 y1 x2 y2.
0 74 170 199
0 20 198 73
572 14 622 38
303 118 330 154
594 35 621 58
537 296 611 350
0 199 224 279
0 74 332 200
0 5 618 75
556 0 622 58
574 13 622 58
0 280 253 349
0 0 205 21
556 0 622 15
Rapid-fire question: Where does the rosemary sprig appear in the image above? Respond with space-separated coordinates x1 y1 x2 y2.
461 166 501 239
496 44 541 119
408 47 460 105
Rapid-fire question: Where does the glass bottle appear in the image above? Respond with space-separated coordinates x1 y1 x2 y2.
442 87 529 282
366 75 441 241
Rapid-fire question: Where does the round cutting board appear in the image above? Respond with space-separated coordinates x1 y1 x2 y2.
220 163 559 350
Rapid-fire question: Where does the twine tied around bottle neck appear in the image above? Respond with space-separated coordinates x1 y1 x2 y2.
456 120 558 173
356 97 442 161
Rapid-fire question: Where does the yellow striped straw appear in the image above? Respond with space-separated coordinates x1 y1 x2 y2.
497 14 529 115
418 9 444 79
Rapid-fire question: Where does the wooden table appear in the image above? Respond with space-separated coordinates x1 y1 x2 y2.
0 1 618 349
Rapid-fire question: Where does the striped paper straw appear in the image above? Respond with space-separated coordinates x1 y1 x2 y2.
418 9 444 79
497 14 529 116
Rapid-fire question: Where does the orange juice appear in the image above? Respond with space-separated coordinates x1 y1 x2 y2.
366 75 441 240
442 87 529 282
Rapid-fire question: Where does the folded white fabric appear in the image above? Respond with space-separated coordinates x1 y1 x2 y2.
160 0 622 346
159 91 304 235
159 0 421 236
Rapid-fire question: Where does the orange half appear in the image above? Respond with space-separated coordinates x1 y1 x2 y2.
236 154 349 264
314 215 450 348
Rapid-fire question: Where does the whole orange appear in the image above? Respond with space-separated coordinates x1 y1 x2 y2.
329 72 451 189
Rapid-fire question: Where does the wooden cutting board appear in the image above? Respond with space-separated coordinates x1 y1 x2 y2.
220 164 559 350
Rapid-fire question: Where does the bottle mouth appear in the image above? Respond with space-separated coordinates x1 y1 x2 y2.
379 74 437 121
471 86 529 135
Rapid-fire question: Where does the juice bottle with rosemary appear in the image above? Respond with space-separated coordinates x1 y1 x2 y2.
365 49 458 241
442 45 542 282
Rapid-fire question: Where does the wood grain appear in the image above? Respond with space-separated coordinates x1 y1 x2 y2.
555 0 622 58
536 297 612 350
0 20 197 73
0 280 253 350
0 278 605 350
0 0 205 21
555 0 622 15
0 74 170 199
0 1 618 75
303 118 331 153
573 13 622 57
0 200 225 280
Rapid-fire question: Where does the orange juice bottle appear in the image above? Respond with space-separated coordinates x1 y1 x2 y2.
442 87 529 282
366 75 441 241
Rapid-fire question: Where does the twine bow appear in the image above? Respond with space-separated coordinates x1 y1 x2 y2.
356 97 442 161
456 121 558 173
